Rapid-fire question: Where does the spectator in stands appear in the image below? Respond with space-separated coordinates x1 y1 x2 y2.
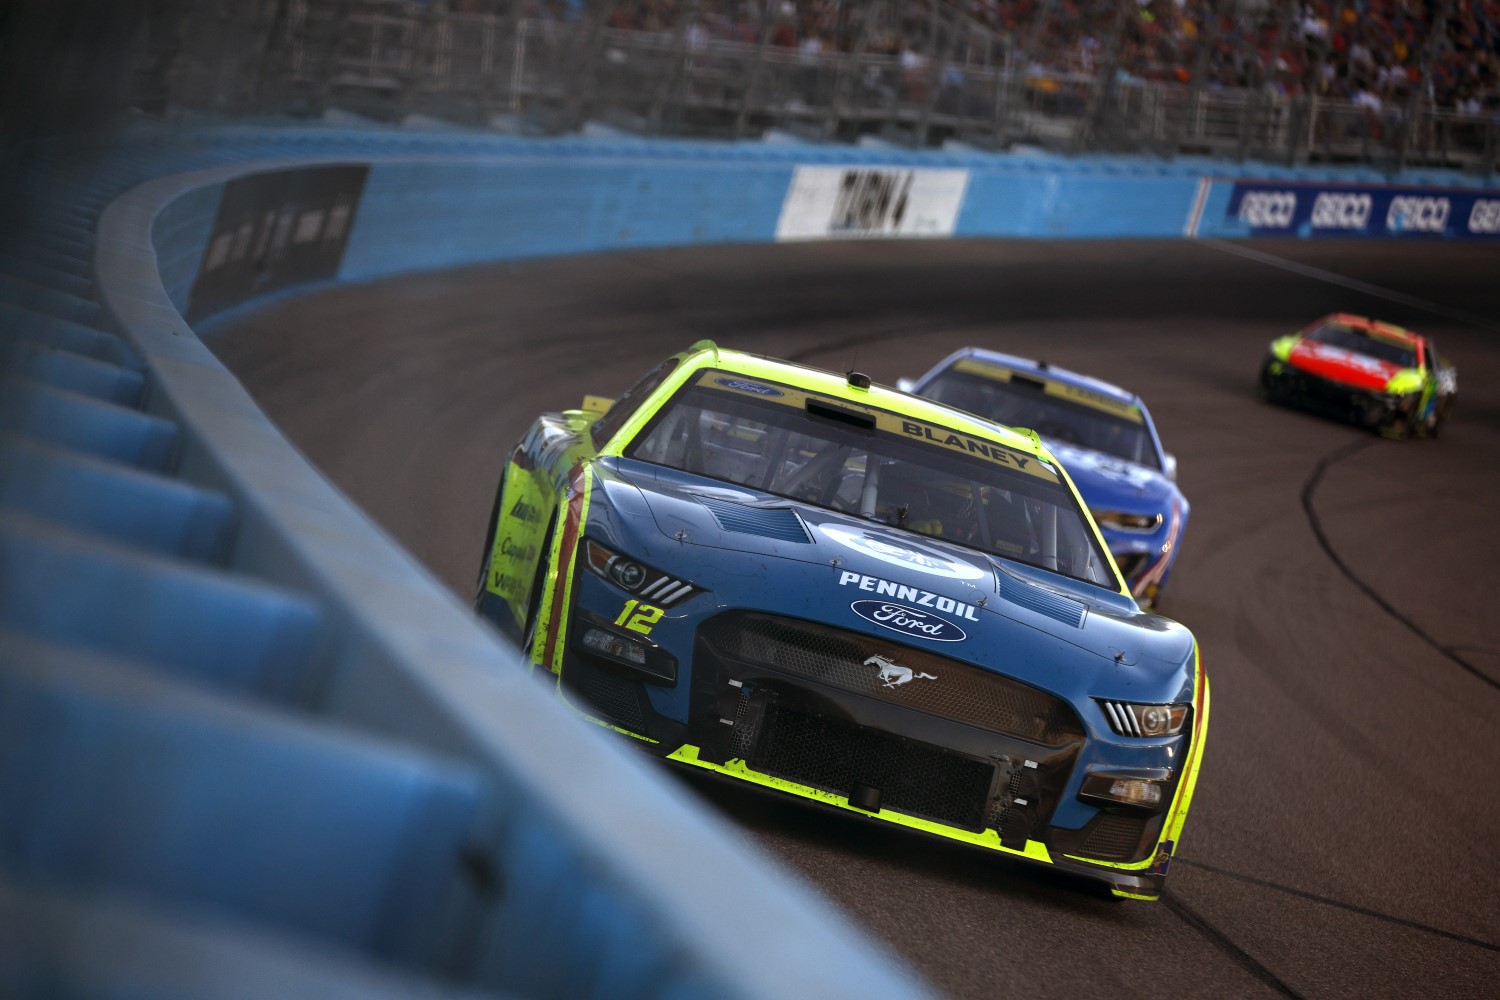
576 0 1500 117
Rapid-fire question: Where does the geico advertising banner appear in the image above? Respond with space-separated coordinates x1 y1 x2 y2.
1226 180 1500 239
777 166 969 240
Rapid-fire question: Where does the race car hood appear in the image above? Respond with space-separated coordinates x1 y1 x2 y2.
1288 339 1403 391
596 458 1195 704
1044 441 1174 515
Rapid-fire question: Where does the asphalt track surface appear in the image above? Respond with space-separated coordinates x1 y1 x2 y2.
208 239 1500 1000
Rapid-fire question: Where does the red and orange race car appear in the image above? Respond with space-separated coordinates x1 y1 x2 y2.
1260 313 1457 439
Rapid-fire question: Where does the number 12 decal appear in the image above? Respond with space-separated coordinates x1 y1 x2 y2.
614 599 664 635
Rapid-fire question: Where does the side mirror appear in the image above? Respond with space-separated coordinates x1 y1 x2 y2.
1162 453 1178 482
896 378 916 393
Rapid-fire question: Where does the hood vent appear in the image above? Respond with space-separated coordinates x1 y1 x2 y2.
998 572 1086 628
696 496 812 544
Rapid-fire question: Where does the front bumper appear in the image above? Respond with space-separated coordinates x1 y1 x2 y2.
1102 507 1183 608
1110 538 1173 607
1262 357 1404 429
558 605 1200 899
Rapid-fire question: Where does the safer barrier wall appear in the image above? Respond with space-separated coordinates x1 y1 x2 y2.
4 123 1496 1000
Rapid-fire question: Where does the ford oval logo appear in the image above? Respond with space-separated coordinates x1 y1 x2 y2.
850 600 967 642
714 377 783 397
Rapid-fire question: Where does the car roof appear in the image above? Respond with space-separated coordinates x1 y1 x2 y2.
1313 313 1425 348
675 342 1052 459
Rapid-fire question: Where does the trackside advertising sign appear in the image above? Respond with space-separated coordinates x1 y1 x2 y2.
189 165 368 321
1224 181 1500 240
777 166 969 240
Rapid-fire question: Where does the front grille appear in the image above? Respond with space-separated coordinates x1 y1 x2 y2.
1079 813 1150 861
750 703 994 831
1283 367 1379 414
700 613 1084 746
564 659 648 732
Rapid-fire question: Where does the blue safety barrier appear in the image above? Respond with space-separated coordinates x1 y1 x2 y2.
3 119 1494 1000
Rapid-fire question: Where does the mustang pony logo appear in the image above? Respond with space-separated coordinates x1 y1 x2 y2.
864 654 937 689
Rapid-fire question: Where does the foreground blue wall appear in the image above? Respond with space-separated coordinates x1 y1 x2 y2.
6 121 1497 1000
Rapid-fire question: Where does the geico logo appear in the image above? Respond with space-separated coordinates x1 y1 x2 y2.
1238 191 1297 228
1387 196 1450 233
1310 192 1371 229
1468 199 1500 234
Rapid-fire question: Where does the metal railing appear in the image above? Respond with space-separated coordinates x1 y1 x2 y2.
147 1 1499 174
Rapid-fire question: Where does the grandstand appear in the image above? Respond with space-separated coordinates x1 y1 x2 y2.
91 0 1495 173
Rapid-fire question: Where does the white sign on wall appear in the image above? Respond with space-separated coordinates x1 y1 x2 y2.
776 166 969 241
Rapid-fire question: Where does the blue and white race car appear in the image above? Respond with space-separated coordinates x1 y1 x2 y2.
902 348 1188 608
476 342 1208 900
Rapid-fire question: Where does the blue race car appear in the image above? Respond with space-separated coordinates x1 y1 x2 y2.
476 342 1208 901
902 349 1188 609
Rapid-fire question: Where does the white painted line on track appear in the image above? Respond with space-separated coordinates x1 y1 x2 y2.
1194 238 1500 332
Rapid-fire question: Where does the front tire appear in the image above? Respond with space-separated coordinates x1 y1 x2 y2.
1380 412 1411 441
473 469 508 607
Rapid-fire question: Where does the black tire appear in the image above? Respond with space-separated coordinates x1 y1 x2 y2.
518 514 558 666
1380 412 1411 441
473 468 508 607
1258 362 1280 404
1431 395 1456 439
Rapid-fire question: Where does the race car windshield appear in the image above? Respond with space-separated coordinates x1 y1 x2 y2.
626 376 1117 588
921 370 1160 470
1309 322 1418 368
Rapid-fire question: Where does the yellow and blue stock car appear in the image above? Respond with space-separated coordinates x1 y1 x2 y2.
476 342 1209 900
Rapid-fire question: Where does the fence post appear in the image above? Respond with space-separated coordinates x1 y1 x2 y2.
734 1 778 139
649 0 700 134
1075 0 1134 152
915 4 962 147
562 0 612 133
996 0 1054 148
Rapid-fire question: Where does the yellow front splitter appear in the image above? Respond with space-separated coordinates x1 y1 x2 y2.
667 744 1054 864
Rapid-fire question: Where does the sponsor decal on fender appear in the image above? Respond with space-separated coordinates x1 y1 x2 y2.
509 498 541 523
838 570 981 621
499 535 538 564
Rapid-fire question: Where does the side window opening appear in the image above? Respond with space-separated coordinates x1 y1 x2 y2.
591 359 680 449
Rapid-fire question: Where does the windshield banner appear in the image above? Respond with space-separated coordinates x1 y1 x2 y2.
696 369 1061 483
1218 181 1500 240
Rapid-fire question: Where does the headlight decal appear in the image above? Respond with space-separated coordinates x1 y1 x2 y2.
583 538 700 608
1093 510 1163 532
1097 699 1189 738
